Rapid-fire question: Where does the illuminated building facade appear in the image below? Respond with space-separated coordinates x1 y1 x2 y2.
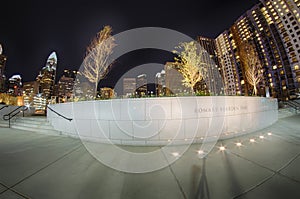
100 87 114 99
23 81 39 106
36 52 57 99
57 69 77 102
136 74 147 97
123 78 136 97
215 31 241 95
197 36 224 95
8 74 22 96
214 0 300 100
259 0 300 99
164 62 187 95
155 70 166 96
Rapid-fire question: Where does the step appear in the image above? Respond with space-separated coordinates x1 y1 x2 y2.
0 120 8 128
11 124 61 136
16 116 48 122
278 108 297 118
14 118 49 126
12 122 54 131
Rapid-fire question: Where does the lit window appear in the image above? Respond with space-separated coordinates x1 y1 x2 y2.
295 65 299 70
273 65 277 69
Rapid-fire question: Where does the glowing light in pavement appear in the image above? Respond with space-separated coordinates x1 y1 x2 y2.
236 142 242 147
259 135 264 139
172 152 179 157
197 150 204 155
219 146 226 151
250 139 255 143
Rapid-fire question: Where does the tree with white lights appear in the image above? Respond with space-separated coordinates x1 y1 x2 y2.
173 41 208 93
81 25 116 97
240 42 263 96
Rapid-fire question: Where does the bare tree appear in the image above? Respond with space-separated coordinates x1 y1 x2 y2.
173 41 208 93
239 42 263 96
81 25 116 97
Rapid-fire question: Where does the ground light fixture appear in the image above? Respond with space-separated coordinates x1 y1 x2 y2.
259 135 265 139
197 150 204 155
236 142 242 147
219 146 226 151
171 152 179 157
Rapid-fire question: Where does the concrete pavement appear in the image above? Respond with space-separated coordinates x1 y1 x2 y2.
0 114 300 199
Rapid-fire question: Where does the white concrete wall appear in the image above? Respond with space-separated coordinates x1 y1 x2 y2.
47 96 278 146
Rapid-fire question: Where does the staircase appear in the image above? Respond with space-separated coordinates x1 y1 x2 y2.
278 107 297 118
8 116 61 136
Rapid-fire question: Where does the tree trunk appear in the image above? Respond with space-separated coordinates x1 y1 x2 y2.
94 82 98 99
253 86 257 96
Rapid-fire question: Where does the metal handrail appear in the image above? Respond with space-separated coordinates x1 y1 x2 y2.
47 105 73 122
289 100 300 106
284 101 299 112
3 106 28 127
0 105 9 111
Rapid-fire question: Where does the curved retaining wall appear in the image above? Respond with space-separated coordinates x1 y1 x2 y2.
47 96 278 146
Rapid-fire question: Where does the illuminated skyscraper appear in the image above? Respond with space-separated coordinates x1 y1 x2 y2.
164 62 187 96
56 69 77 102
197 36 224 95
8 74 22 96
23 81 39 106
259 0 300 99
155 70 166 96
0 44 7 92
136 74 147 97
215 31 241 95
123 78 136 97
36 52 57 99
214 0 300 100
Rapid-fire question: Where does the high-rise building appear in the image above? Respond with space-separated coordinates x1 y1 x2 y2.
33 94 47 114
0 44 7 92
155 70 166 96
36 52 57 99
259 0 300 99
123 78 136 97
164 62 188 95
212 0 300 100
8 74 22 96
197 36 224 95
56 69 77 102
213 0 300 100
23 81 39 106
215 31 241 95
136 74 147 97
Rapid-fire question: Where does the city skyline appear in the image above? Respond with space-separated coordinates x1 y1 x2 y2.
0 0 259 82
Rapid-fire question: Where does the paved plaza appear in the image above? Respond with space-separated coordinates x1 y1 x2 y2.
0 114 300 199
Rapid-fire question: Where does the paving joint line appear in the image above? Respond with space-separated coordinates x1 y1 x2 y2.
230 150 300 198
161 149 187 199
8 144 82 190
271 133 300 146
0 182 30 198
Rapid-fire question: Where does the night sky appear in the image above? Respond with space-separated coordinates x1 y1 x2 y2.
0 0 259 84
